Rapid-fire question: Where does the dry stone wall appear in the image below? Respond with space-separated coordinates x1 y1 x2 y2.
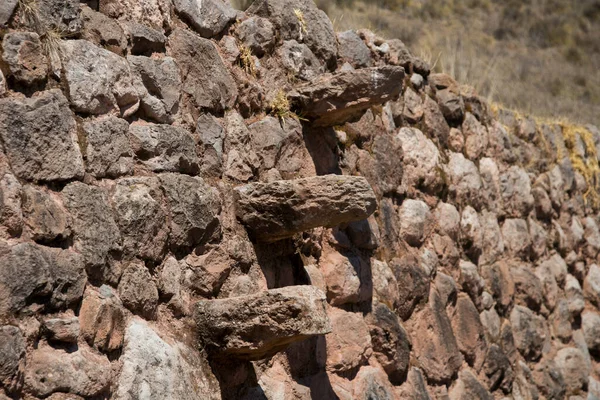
1 0 600 399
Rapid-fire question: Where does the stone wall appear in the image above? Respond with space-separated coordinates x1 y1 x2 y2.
1 0 600 399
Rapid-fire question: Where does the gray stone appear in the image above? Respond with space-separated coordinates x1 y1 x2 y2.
291 66 404 127
129 123 199 174
128 56 181 123
550 299 572 342
434 202 460 240
24 344 111 398
437 89 464 124
196 113 225 176
61 40 140 117
422 94 450 146
173 0 236 38
412 289 462 384
168 29 237 113
337 30 372 68
399 199 432 247
0 0 17 26
234 175 377 242
460 206 483 261
248 0 338 69
38 0 82 34
80 5 127 55
22 185 70 243
450 294 488 371
582 310 600 354
112 177 168 262
554 347 590 395
118 261 159 319
114 319 221 400
501 218 532 259
125 22 167 55
0 243 86 315
159 173 221 250
326 307 372 374
98 0 171 30
462 112 488 160
0 69 5 96
565 274 585 316
0 90 85 182
390 256 430 321
584 263 600 307
0 326 25 389
500 166 534 218
480 211 504 265
277 40 322 81
0 157 23 237
512 262 543 312
446 152 483 209
397 127 441 191
82 116 133 178
448 370 493 400
1 32 48 85
194 285 331 360
62 182 122 282
510 305 548 361
239 16 276 56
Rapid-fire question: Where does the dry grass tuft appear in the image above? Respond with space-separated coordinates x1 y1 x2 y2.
561 122 600 208
238 43 256 77
294 9 308 35
269 89 306 126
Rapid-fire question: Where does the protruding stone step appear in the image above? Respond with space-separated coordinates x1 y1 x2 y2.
194 285 331 360
290 66 404 126
234 175 377 242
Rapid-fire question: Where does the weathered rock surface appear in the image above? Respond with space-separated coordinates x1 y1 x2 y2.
22 185 71 243
0 325 25 389
194 285 331 360
1 32 48 86
248 0 338 68
0 0 17 26
413 290 463 384
0 90 84 182
128 56 181 122
112 177 168 261
118 261 159 319
238 16 276 56
24 344 111 398
159 173 221 250
338 30 372 68
79 285 126 352
366 303 410 384
130 123 199 174
326 307 372 374
82 116 133 178
291 66 404 126
114 319 221 400
173 0 236 38
0 243 86 315
62 183 122 282
234 175 377 242
168 29 237 113
61 40 141 117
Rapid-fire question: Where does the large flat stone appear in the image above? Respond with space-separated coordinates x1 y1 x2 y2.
234 175 377 242
194 285 331 360
291 66 404 127
0 90 84 182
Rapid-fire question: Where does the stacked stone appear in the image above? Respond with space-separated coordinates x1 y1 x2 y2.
1 0 600 399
